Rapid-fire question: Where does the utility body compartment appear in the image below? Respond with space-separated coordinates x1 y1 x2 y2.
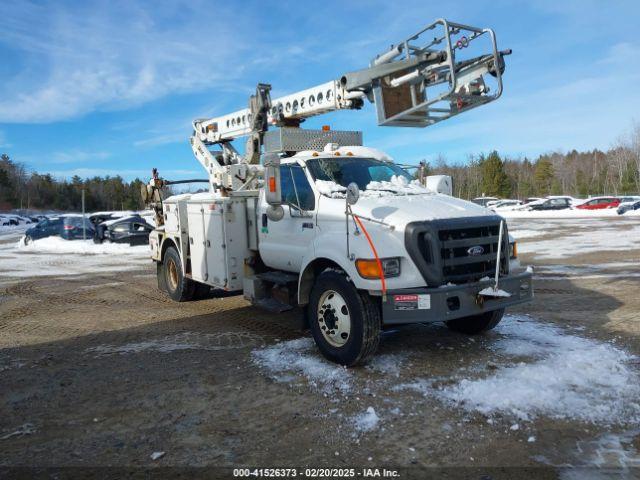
185 194 249 291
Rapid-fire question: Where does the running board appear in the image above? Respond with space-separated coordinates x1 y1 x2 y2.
253 298 293 313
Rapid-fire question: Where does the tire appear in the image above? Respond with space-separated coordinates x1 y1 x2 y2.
23 235 32 245
308 271 380 367
446 308 505 335
162 246 195 302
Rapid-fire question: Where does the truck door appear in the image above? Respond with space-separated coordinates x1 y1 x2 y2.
259 164 316 272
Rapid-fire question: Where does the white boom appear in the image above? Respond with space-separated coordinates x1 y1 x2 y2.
188 18 511 189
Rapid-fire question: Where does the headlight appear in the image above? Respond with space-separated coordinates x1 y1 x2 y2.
355 257 401 279
509 241 517 259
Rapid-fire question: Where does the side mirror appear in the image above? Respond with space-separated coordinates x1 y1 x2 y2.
262 153 282 206
346 182 360 205
266 205 284 221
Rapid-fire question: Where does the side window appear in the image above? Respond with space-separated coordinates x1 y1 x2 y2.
290 166 315 210
132 223 148 232
113 223 130 232
280 166 296 206
280 165 315 211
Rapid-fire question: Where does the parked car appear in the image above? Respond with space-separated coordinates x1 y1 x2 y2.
471 196 499 207
61 216 95 240
527 197 572 211
618 200 640 215
25 215 95 243
618 196 640 204
94 215 153 245
0 214 32 226
0 215 18 226
490 199 523 211
23 217 64 243
575 197 621 210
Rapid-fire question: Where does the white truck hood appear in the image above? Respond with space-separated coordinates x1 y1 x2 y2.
349 193 495 227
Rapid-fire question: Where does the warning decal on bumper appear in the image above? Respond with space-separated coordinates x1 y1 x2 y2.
393 294 431 310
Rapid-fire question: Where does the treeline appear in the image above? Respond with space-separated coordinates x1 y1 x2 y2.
422 125 640 199
2 124 640 210
0 154 145 212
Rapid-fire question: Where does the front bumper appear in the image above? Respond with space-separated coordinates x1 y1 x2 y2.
381 269 533 325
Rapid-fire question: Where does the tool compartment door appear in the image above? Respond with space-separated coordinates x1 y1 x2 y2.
203 205 227 287
186 202 209 283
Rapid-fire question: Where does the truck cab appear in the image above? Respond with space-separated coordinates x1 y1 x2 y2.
252 145 532 364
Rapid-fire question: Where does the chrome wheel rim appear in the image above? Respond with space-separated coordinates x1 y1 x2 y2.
167 258 179 291
317 290 351 347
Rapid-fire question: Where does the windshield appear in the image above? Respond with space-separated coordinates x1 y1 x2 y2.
306 157 425 196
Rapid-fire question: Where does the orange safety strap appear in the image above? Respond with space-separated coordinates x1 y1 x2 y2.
353 215 387 297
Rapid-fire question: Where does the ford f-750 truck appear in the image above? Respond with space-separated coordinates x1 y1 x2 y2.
143 18 533 365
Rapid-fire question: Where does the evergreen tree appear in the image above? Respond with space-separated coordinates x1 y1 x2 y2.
480 151 511 197
534 158 554 195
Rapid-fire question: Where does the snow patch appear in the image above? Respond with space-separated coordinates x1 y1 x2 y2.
315 175 431 199
251 338 352 394
315 180 347 198
0 236 150 278
352 407 380 433
435 316 640 424
365 353 407 377
18 237 147 255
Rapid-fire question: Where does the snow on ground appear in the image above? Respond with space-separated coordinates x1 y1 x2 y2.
251 338 353 394
352 407 380 433
499 208 625 219
515 222 640 259
433 316 640 424
0 236 150 280
509 229 547 240
86 332 264 355
252 315 640 429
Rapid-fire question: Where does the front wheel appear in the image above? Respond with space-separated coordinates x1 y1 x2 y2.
162 246 195 302
308 271 380 367
446 308 505 335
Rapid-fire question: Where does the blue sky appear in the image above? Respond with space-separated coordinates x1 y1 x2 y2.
1 0 639 182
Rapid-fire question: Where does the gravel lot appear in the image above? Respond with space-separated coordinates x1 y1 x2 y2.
1 217 639 478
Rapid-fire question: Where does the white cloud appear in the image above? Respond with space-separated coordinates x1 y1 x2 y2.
50 150 111 164
47 167 202 180
0 1 256 123
0 131 11 149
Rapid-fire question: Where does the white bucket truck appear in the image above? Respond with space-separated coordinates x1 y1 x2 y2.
145 19 532 365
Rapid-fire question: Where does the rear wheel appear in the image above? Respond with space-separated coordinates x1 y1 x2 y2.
446 308 504 335
163 246 195 302
308 271 380 366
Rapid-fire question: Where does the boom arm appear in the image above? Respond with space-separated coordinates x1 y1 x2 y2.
193 19 510 147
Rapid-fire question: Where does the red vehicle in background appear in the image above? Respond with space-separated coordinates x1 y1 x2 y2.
575 196 621 210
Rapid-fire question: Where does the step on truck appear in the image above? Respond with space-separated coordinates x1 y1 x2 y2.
143 18 533 366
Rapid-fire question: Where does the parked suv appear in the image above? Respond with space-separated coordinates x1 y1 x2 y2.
24 217 63 243
61 216 95 240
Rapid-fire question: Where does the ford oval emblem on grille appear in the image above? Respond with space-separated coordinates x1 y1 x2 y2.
467 245 484 256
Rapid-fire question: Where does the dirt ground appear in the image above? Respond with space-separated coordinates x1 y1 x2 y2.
1 218 639 479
